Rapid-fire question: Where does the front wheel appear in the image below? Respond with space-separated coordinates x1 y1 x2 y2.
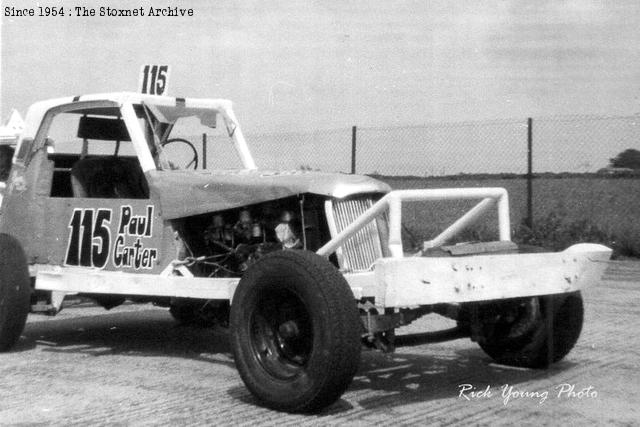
230 250 361 413
472 292 584 368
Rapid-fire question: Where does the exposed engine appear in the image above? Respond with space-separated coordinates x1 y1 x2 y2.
174 194 330 277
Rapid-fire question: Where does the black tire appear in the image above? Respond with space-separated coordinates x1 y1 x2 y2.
476 292 584 368
230 250 361 413
0 233 31 351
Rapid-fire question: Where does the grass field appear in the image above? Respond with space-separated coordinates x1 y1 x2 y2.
375 175 640 258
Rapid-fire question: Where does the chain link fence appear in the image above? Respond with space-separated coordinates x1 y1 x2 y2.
235 114 639 175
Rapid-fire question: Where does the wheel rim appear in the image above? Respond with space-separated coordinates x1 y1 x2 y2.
492 297 541 341
250 288 313 380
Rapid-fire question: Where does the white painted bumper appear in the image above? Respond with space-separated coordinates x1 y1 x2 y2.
346 243 612 307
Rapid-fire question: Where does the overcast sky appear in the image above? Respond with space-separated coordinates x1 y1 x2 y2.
2 0 640 134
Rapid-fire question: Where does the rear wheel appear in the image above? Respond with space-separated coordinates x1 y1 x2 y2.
474 292 584 368
230 250 361 413
0 234 31 351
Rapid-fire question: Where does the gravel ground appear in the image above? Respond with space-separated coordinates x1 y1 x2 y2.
0 261 638 426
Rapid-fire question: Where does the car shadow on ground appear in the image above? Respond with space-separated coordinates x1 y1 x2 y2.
301 346 575 415
17 306 576 415
228 341 576 415
15 307 235 367
341 346 574 412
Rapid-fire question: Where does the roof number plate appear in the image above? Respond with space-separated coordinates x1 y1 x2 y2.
139 65 170 96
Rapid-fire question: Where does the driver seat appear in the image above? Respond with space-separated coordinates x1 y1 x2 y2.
70 157 149 199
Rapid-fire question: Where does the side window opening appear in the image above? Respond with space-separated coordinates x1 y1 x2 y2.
0 145 14 181
45 107 149 199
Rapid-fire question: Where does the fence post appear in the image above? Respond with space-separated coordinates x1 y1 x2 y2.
526 118 533 229
351 126 357 174
202 133 207 170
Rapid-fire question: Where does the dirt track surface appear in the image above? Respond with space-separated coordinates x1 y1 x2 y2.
0 261 638 426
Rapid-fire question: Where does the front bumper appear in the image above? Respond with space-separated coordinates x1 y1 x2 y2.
345 243 612 307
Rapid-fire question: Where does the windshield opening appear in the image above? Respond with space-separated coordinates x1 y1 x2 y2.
136 103 245 171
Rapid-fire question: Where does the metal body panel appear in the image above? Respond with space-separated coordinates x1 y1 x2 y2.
0 152 46 259
147 168 390 220
0 148 169 272
42 198 165 273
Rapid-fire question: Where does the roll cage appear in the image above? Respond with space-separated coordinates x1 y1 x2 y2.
13 93 257 172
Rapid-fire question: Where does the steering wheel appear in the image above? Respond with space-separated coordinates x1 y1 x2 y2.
161 138 198 170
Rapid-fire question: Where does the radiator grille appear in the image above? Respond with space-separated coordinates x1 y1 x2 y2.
332 197 383 271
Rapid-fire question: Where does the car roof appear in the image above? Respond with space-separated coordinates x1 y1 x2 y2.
22 92 234 139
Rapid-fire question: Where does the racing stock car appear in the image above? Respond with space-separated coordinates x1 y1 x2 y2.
0 92 611 412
